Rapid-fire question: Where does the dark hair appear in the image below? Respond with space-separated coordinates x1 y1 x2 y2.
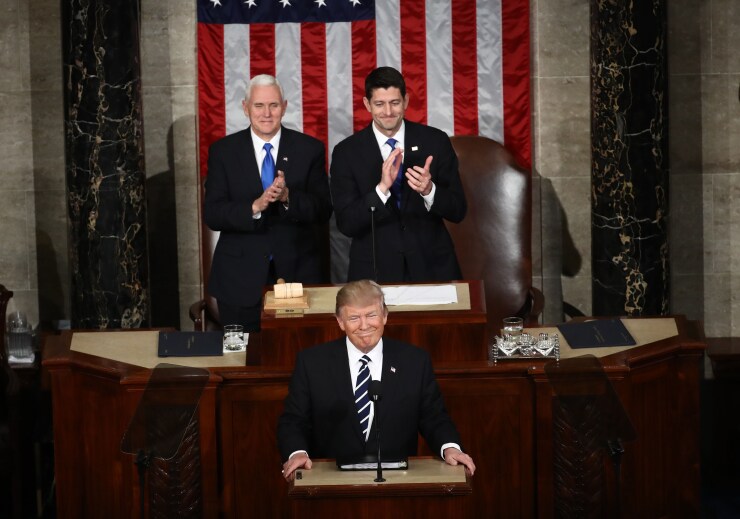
364 67 406 100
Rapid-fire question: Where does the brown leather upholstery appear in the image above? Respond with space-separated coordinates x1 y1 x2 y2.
448 136 543 339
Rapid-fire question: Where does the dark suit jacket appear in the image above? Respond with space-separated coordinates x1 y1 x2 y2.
277 338 462 463
204 126 332 307
330 120 466 282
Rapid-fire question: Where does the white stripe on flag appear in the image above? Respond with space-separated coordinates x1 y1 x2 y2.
224 24 250 136
477 0 504 142
326 22 353 167
375 0 401 70
426 0 454 135
276 23 303 133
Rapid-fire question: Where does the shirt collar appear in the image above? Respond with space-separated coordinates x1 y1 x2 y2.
346 336 384 365
250 128 282 156
371 121 405 152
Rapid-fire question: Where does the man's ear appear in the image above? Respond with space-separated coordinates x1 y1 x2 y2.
336 315 346 331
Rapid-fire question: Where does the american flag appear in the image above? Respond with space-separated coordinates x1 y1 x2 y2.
197 0 531 177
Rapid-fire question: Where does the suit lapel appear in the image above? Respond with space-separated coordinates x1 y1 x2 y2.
329 339 367 445
379 339 401 427
275 126 292 178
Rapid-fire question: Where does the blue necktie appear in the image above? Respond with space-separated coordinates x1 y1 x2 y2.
262 142 275 191
354 355 372 439
386 138 403 208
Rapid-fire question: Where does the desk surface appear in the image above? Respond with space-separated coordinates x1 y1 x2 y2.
67 317 679 369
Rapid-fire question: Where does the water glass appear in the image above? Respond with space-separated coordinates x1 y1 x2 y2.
502 317 524 338
6 311 33 359
223 324 246 352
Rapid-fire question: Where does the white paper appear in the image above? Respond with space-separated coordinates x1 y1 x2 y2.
382 285 458 306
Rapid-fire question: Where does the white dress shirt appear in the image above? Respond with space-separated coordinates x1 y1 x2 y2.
250 129 281 219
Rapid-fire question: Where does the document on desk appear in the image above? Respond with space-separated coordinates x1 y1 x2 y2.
382 285 458 306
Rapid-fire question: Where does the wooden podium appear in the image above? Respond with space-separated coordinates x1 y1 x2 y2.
44 308 706 518
288 458 472 516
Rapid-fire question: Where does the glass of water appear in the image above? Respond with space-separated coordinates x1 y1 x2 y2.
6 311 34 359
502 317 524 339
223 324 246 352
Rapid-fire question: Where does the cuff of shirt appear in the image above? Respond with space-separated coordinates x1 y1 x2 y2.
440 442 462 459
252 210 262 220
422 182 436 211
288 449 308 461
375 184 391 204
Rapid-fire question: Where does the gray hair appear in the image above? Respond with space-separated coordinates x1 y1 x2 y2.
335 280 387 316
244 74 285 103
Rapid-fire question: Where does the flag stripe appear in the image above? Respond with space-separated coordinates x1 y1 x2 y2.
425 1 453 135
501 0 531 166
477 0 504 143
399 0 427 124
249 24 275 76
197 22 226 179
276 23 302 132
301 23 328 146
452 0 478 135
326 22 353 156
224 24 249 135
351 20 375 132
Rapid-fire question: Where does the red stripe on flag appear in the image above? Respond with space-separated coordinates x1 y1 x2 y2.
197 23 225 178
351 20 375 132
300 23 328 146
249 24 276 77
501 0 531 168
451 0 478 136
400 0 427 124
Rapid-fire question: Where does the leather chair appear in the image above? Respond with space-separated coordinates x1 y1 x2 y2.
447 136 544 340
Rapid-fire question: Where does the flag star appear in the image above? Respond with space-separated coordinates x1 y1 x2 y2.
315 0 327 6
244 0 257 7
209 0 222 6
349 0 361 6
279 0 291 6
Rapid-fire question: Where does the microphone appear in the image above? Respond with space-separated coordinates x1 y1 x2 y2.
370 380 385 482
370 206 378 281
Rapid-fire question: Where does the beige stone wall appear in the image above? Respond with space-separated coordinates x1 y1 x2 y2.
2 0 738 336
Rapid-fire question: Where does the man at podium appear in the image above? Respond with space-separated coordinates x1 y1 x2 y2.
278 280 476 481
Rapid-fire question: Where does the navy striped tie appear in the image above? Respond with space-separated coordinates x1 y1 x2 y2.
354 355 372 439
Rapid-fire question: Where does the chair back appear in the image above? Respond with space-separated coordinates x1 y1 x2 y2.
448 136 536 339
198 177 222 330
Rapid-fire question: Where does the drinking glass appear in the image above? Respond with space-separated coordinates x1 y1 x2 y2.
223 324 246 352
502 317 524 339
7 311 33 359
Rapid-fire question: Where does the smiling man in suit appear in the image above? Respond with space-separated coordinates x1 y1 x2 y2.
204 74 332 331
330 67 467 283
278 279 476 481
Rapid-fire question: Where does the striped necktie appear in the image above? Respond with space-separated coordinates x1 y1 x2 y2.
354 355 372 439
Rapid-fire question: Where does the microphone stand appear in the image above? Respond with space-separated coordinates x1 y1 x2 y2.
370 380 385 482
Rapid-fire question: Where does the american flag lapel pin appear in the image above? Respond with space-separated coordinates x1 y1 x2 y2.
390 366 396 373
411 146 418 151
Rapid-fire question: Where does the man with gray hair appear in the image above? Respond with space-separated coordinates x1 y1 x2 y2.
204 74 332 331
278 279 476 481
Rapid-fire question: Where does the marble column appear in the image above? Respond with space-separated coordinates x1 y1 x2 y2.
63 0 149 328
590 0 669 316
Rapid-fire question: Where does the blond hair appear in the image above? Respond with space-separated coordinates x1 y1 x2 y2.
335 280 387 316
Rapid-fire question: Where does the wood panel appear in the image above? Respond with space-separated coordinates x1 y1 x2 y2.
45 317 705 518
